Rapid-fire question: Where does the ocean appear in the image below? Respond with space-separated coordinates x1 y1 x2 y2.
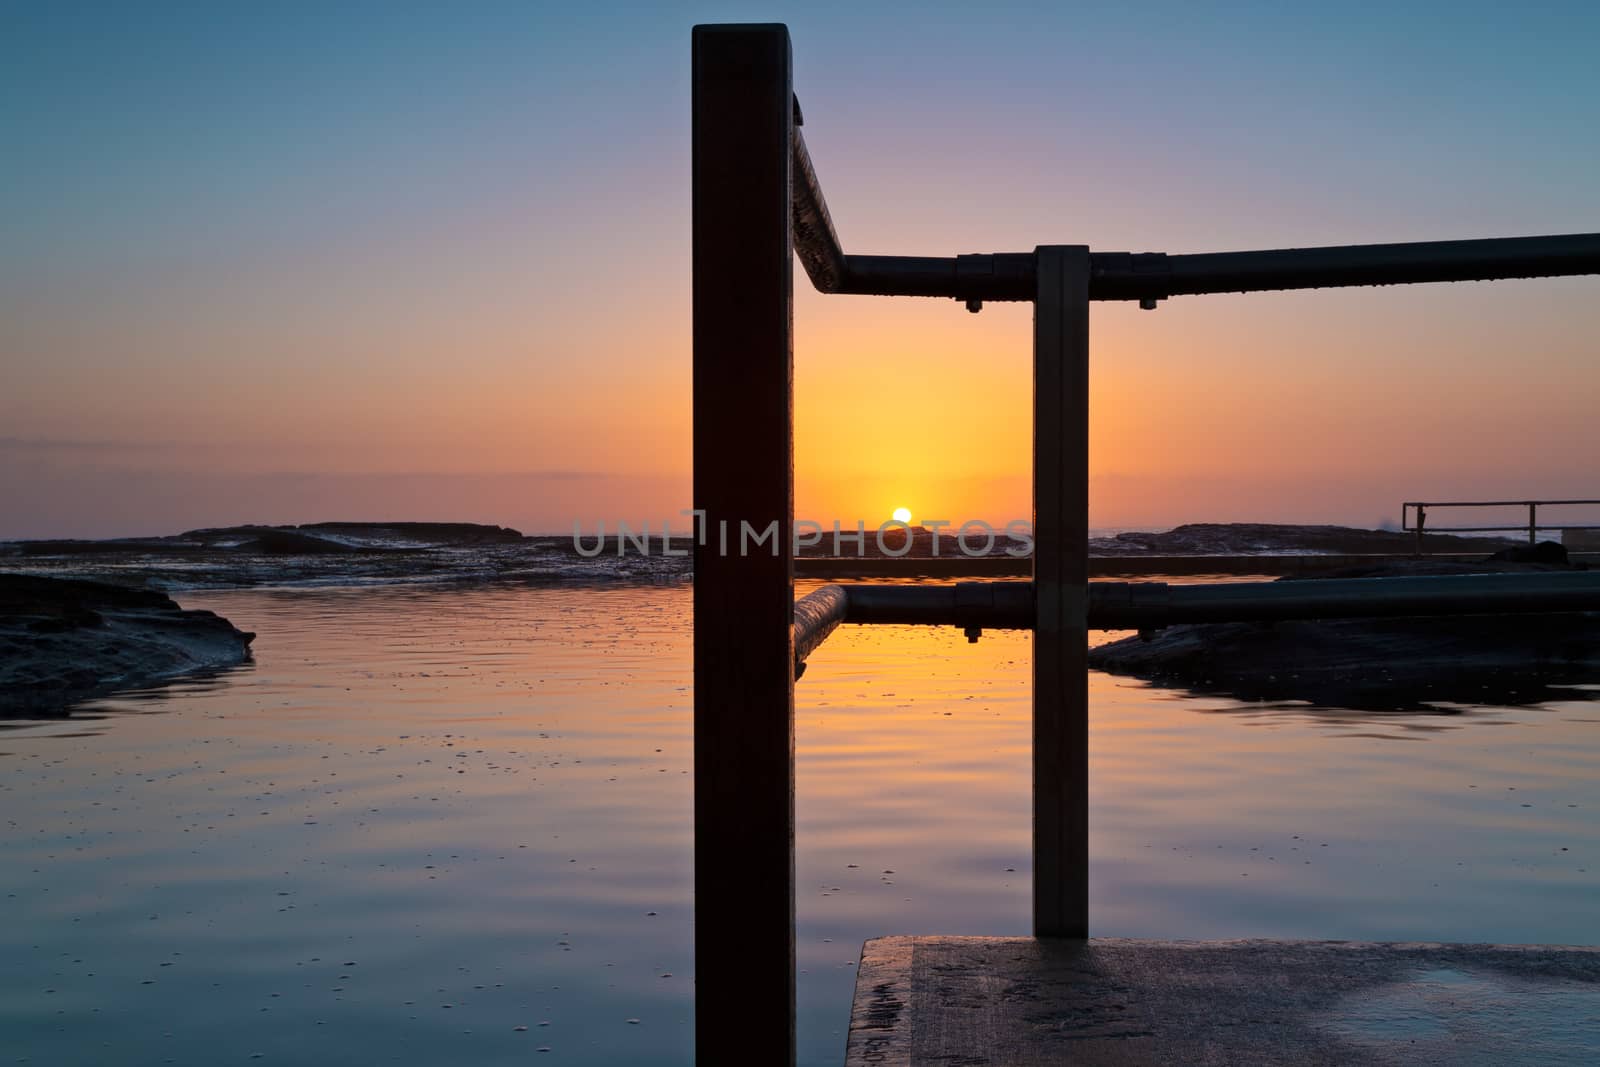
3 578 1598 1065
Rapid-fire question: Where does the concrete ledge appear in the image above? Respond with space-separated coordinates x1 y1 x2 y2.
846 936 1600 1065
799 553 1600 579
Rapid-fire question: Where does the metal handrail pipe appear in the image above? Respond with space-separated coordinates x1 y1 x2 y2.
792 581 1033 671
791 124 1038 303
1404 524 1600 534
1405 499 1600 508
837 253 1039 301
793 574 1600 669
793 583 848 670
791 128 848 294
789 185 1600 305
792 92 1600 304
1137 233 1600 299
843 581 1034 626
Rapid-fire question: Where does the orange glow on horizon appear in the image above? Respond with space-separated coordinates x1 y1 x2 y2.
6 9 1600 542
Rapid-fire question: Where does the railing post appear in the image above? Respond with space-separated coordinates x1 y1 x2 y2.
1033 246 1091 938
691 23 796 1065
1416 505 1427 558
1530 502 1538 544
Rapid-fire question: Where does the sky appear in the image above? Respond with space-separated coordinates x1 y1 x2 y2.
2 1 1598 538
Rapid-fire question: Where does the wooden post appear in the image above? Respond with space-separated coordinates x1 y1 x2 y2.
1032 246 1091 938
691 24 796 1065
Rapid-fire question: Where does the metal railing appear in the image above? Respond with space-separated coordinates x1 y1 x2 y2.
794 119 1600 308
691 23 1600 1064
1404 499 1600 555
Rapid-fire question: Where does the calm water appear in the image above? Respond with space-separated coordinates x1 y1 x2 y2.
4 580 1599 1065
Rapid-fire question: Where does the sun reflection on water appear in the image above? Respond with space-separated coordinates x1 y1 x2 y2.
2 580 1598 1065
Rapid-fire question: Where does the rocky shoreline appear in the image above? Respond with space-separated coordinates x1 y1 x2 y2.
2 521 1594 713
0 522 687 590
0 575 255 716
1089 522 1517 557
1089 554 1600 709
0 521 1532 592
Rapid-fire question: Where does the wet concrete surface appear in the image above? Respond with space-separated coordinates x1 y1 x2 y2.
847 936 1600 1065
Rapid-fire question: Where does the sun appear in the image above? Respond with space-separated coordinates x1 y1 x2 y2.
891 506 912 524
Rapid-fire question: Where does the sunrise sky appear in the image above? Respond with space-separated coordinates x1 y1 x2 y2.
3 2 1597 538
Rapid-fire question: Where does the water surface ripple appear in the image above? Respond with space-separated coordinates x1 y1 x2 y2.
3 582 1597 1065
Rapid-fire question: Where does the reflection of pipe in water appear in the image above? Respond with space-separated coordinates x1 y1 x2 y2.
793 572 1600 672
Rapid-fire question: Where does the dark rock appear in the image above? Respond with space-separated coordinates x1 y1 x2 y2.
235 529 361 554
1095 522 1517 557
0 523 537 592
0 575 254 716
12 538 191 556
1486 540 1569 565
1089 560 1600 709
296 522 527 545
8 522 529 559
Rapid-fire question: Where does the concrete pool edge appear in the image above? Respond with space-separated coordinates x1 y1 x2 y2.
845 935 1600 1065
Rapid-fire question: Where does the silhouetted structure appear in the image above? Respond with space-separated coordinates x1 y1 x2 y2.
692 23 1600 1064
1405 498 1600 555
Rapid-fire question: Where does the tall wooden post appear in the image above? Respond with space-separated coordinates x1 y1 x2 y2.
691 23 797 1066
1032 246 1091 938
